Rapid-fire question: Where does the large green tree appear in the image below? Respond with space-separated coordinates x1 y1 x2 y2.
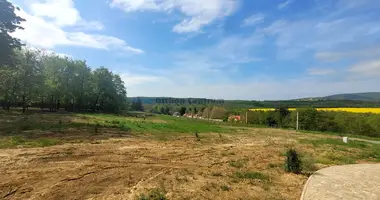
0 0 25 67
0 48 128 113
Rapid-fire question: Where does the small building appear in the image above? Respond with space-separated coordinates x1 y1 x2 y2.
228 115 241 122
183 113 194 118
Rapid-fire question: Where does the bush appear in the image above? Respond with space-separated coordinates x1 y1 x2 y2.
137 188 167 200
234 171 268 180
246 108 380 138
284 148 302 174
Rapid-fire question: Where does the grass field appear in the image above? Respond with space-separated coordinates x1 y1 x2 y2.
1 111 380 200
249 108 380 114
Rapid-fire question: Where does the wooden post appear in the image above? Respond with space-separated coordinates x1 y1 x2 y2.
296 112 299 131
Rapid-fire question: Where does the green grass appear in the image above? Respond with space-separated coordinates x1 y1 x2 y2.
298 138 380 165
220 185 231 191
0 112 233 148
137 188 167 200
317 151 357 165
233 171 268 181
229 160 247 168
299 138 368 149
267 163 283 169
0 136 59 149
79 114 230 135
299 130 380 142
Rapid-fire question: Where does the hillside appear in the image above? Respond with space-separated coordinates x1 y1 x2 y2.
129 96 380 110
324 92 380 101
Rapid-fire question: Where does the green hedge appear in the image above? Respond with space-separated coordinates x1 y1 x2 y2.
244 108 380 137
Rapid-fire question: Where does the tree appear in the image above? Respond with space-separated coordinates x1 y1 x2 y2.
131 97 143 111
15 49 43 112
0 47 128 114
210 106 226 119
0 0 25 67
179 107 186 116
160 106 165 114
164 107 170 115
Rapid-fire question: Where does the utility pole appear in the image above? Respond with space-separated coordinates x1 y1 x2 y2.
296 111 299 131
246 110 248 124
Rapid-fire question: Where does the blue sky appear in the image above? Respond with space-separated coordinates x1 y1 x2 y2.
10 0 380 100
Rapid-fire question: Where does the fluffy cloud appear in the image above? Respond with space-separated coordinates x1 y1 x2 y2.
257 16 380 59
307 68 335 76
30 0 81 27
10 1 143 54
110 0 238 33
241 14 265 27
120 73 166 87
28 0 103 30
315 47 380 62
278 0 294 10
125 73 380 100
349 60 380 77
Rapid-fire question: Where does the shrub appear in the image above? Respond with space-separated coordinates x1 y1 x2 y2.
120 123 131 132
95 123 100 133
194 131 200 141
229 160 245 168
284 148 302 174
234 171 268 181
137 188 167 200
111 120 120 124
221 185 231 191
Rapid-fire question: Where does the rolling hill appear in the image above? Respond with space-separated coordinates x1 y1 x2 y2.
324 92 380 101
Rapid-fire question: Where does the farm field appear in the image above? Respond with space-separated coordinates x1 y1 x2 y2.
249 108 380 114
1 111 380 200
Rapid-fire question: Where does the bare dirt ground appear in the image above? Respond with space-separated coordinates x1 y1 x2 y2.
0 129 310 200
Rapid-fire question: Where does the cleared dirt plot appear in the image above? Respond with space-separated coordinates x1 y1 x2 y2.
1 111 380 200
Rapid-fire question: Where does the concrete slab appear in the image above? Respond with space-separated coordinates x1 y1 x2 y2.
301 164 380 200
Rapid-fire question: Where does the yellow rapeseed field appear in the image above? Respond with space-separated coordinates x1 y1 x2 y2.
249 108 380 114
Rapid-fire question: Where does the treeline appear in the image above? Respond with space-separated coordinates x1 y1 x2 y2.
244 108 380 137
0 49 128 113
148 104 230 120
224 100 380 110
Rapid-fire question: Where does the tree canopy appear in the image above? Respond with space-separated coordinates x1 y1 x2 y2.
0 0 25 67
0 48 128 113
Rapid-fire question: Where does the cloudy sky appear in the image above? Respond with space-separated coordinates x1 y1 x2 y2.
9 0 380 100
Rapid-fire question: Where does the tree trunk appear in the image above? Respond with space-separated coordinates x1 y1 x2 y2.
22 95 26 113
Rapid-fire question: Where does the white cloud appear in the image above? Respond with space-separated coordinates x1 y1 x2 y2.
126 74 380 100
75 20 105 31
43 50 71 58
30 0 80 27
10 6 143 54
278 0 294 10
120 73 165 87
110 0 238 33
315 47 380 62
241 14 265 27
307 68 335 76
349 60 380 77
257 16 380 59
22 45 71 58
29 0 104 30
170 33 264 80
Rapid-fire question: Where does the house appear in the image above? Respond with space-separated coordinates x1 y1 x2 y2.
228 115 241 122
183 113 194 118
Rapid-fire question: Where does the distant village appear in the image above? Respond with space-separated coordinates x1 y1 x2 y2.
172 112 241 122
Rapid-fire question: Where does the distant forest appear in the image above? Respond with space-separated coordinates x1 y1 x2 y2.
130 97 380 112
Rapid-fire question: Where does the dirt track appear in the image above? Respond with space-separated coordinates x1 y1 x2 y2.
0 133 307 200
